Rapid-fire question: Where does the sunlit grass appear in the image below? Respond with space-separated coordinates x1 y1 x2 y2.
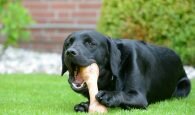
0 74 194 114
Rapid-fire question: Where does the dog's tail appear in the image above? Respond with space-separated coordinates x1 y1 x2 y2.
172 77 191 98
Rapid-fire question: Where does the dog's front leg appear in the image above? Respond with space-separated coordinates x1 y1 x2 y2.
96 90 148 109
74 101 89 112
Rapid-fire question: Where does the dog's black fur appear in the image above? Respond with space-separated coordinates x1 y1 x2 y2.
61 30 191 112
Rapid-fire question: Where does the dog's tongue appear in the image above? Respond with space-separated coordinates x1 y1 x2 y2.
74 71 84 84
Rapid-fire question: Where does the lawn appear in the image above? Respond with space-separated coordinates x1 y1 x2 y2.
0 74 194 115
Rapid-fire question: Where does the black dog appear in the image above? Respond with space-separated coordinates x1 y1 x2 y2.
61 30 191 112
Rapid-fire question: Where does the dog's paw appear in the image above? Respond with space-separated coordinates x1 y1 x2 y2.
74 102 89 112
96 90 120 107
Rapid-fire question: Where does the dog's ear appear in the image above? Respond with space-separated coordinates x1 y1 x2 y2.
61 42 68 76
107 37 121 78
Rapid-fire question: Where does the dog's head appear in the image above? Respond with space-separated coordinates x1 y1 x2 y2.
61 30 121 93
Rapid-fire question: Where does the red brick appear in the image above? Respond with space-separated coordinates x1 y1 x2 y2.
33 18 49 23
78 2 101 9
76 19 97 24
72 11 97 18
15 0 102 53
31 35 52 43
23 1 49 10
50 35 65 42
30 29 67 43
49 19 74 24
54 36 67 42
58 12 71 18
31 11 54 18
19 43 32 49
30 29 42 34
31 43 54 52
51 1 76 10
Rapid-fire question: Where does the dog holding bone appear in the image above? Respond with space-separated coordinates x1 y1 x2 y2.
61 30 191 113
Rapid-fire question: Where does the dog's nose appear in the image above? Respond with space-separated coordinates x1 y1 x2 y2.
66 48 78 56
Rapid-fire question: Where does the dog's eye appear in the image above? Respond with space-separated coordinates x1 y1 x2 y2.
65 38 74 47
85 40 96 47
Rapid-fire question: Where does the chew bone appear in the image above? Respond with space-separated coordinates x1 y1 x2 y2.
79 63 107 113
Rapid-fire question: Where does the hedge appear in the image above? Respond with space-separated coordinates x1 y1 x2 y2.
0 0 33 49
97 0 195 65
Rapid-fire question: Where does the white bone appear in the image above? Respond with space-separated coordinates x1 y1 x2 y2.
79 63 107 113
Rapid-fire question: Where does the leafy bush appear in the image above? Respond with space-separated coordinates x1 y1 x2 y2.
0 0 33 49
98 0 195 65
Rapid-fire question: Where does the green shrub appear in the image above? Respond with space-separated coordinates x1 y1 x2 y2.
98 0 195 65
0 0 33 49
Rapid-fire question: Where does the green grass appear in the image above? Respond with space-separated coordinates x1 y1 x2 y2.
0 74 194 115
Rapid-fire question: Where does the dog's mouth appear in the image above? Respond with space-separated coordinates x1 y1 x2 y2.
71 64 87 90
66 58 96 91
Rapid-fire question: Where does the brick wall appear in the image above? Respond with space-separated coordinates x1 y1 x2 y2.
1 0 102 53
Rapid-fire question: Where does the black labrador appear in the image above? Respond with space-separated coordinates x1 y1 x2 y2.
61 30 191 112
